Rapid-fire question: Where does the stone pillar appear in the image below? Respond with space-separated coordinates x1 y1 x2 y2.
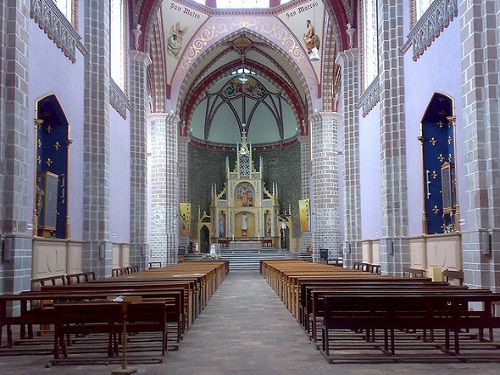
377 0 409 276
129 50 151 270
459 0 500 291
82 0 112 277
0 0 32 294
178 135 190 250
310 112 341 262
150 114 179 265
298 134 311 252
337 48 362 268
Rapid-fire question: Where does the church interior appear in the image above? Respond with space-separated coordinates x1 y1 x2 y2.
0 0 499 373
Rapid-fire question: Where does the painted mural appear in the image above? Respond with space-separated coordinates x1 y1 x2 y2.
277 0 324 78
163 1 209 84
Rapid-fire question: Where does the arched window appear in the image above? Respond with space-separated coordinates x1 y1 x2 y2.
110 0 126 91
361 0 378 90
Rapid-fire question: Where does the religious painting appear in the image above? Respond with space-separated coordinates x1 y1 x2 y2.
235 182 254 207
222 77 264 99
37 171 58 232
162 1 208 84
167 22 187 58
299 199 310 232
179 202 191 236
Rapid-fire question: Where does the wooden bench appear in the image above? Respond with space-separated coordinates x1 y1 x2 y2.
321 291 500 358
31 275 67 291
148 261 162 269
53 300 168 361
442 269 464 286
66 271 96 285
403 266 426 278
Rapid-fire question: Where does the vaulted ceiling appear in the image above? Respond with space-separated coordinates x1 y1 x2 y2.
132 0 358 147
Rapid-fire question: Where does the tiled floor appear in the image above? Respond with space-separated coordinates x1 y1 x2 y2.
1 271 499 374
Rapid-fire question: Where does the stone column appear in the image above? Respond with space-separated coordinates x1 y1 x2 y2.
0 0 32 294
150 114 179 265
129 50 151 270
310 112 341 262
459 0 500 291
178 135 190 250
298 134 311 252
82 0 112 277
377 0 409 275
337 48 362 268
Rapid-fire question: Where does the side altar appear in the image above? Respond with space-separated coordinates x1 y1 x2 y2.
210 128 283 246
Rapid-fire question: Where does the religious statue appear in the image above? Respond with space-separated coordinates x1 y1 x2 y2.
267 216 272 237
303 20 320 55
241 213 248 232
218 212 225 237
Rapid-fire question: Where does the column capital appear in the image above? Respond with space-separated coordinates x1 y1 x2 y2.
129 50 152 66
148 113 180 123
335 48 359 68
310 111 341 124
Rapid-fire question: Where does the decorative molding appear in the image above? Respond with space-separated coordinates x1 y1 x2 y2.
357 75 379 117
110 79 131 119
30 0 83 63
402 0 458 61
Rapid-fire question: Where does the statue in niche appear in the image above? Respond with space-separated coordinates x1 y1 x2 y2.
218 212 225 237
241 213 248 236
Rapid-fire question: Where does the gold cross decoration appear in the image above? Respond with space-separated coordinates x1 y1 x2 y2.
431 170 438 180
37 139 42 148
429 137 437 146
437 154 445 163
46 158 53 167
448 136 452 145
54 141 61 151
433 205 440 214
37 156 41 165
46 125 52 134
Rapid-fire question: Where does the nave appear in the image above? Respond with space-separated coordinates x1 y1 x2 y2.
1 271 499 375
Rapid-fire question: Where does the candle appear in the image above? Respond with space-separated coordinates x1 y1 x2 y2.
232 234 235 241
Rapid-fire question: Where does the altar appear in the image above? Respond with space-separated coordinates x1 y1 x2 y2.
210 125 281 245
230 240 261 250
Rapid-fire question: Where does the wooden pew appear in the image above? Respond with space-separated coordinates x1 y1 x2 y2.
442 269 464 286
66 271 96 285
320 291 500 359
403 266 426 278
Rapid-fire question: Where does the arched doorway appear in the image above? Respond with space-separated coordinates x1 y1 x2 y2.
200 225 210 253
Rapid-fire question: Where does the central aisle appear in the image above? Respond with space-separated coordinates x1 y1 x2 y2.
160 271 498 375
163 270 333 375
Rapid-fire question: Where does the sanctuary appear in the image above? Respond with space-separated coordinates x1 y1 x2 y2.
209 125 290 249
